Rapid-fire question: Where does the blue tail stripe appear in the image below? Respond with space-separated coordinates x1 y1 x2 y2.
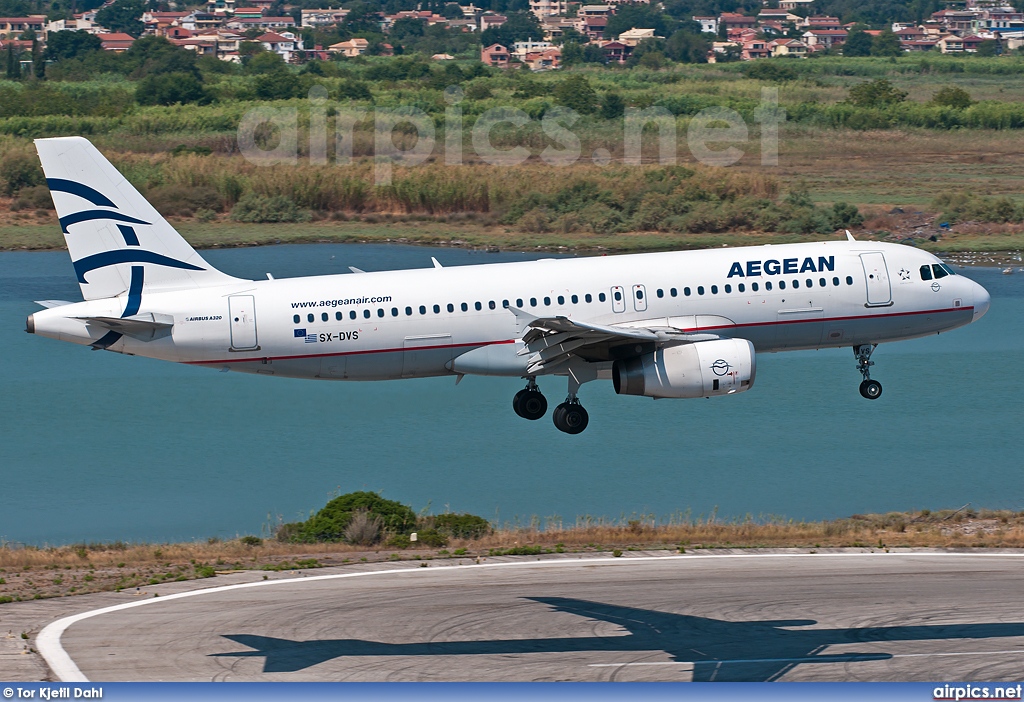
46 179 117 208
72 250 204 284
122 266 144 318
60 210 150 234
117 225 140 246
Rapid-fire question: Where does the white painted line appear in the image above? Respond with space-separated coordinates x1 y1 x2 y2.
590 649 1024 667
35 551 1024 683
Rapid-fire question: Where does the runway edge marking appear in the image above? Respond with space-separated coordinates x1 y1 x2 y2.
36 551 1024 682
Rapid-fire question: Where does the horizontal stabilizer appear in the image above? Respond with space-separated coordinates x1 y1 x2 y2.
35 300 73 309
77 312 174 342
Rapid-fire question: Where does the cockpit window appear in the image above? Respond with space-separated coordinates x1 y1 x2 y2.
920 265 933 281
940 263 956 276
932 264 949 279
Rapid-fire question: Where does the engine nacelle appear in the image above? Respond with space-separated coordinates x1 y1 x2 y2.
612 338 756 399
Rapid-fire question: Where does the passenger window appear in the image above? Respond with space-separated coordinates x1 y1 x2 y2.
475 302 482 311
350 310 357 320
585 294 593 303
670 288 677 297
447 303 454 313
765 281 772 291
846 276 854 285
405 307 412 316
460 303 468 312
711 285 718 294
657 289 664 298
391 308 399 317
571 295 578 304
307 314 314 323
819 278 826 287
363 310 370 319
793 280 800 289
724 284 732 293
613 290 622 301
378 309 385 318
779 281 786 290
599 293 606 302
557 295 565 305
503 300 510 308
544 297 551 306
336 311 343 321
488 301 495 310
697 286 704 295
806 279 813 288
433 304 441 314
636 289 644 300
752 282 759 292
738 283 745 293
516 299 524 307
684 287 690 296
293 314 300 324
530 298 537 307
321 312 328 322
419 305 427 315
932 264 948 279
833 277 840 286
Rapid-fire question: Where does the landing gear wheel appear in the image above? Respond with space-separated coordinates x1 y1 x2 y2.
513 388 547 420
859 379 882 400
553 401 589 435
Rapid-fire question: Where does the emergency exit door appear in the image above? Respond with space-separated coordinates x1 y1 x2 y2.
228 295 258 349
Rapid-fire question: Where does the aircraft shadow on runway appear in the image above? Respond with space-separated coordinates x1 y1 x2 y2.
212 596 1024 681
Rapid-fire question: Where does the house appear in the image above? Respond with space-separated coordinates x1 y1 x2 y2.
225 15 295 30
757 9 801 24
513 38 552 58
300 8 348 27
329 37 369 56
618 27 658 45
719 13 757 30
431 52 455 60
46 16 104 35
480 42 509 66
233 7 264 19
770 37 807 56
97 32 135 51
142 11 189 34
540 16 578 41
529 0 567 18
741 38 771 59
180 12 224 31
0 16 46 38
693 16 718 33
902 39 938 51
258 31 301 61
577 15 608 40
802 28 848 48
578 5 615 17
599 40 630 63
479 13 507 31
778 0 814 9
801 15 842 29
896 26 928 42
523 47 560 70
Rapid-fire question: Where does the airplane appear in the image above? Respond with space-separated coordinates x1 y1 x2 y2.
26 137 991 435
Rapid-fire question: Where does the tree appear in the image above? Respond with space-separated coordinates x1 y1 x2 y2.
95 0 145 38
870 29 903 57
4 43 17 80
847 78 907 107
481 10 542 47
600 92 625 119
441 2 463 19
603 4 677 39
45 30 103 61
931 85 972 109
842 26 873 56
31 36 44 79
665 29 710 63
135 72 206 105
976 39 999 57
553 74 598 113
123 36 200 78
245 50 286 74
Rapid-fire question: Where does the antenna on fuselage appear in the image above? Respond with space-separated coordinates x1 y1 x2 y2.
846 230 856 242
431 257 443 269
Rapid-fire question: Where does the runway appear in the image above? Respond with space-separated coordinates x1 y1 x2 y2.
41 553 1024 682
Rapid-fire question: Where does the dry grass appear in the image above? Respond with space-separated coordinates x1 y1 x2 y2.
2 509 1022 603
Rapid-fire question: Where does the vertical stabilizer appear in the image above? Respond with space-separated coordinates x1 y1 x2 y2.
35 137 243 301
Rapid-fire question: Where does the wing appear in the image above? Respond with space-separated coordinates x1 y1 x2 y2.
509 307 721 375
75 312 175 342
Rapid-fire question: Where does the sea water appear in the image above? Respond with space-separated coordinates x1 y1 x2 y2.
1 244 1021 545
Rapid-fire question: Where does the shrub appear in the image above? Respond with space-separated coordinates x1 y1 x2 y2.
846 79 907 108
0 150 44 196
742 61 797 82
230 193 311 223
136 73 207 106
415 528 448 548
194 565 216 578
10 185 53 211
148 185 222 217
432 513 492 540
553 75 598 114
829 201 863 229
291 491 417 543
931 85 973 110
239 535 263 546
343 508 382 546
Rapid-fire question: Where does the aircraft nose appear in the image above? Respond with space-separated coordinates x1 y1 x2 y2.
973 281 991 322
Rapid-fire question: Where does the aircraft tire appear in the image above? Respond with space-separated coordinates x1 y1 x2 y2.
859 379 882 400
553 402 589 434
514 389 547 420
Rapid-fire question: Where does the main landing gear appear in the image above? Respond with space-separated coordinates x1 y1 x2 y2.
854 344 883 400
512 377 590 434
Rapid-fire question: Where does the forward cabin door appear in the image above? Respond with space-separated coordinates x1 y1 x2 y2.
228 295 258 350
860 253 892 307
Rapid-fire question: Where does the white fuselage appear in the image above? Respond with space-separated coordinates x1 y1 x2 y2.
29 240 990 382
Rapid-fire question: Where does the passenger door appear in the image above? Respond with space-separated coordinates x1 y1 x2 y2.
228 295 258 350
860 253 892 307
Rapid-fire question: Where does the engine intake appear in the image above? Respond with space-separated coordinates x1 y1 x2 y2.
612 338 756 399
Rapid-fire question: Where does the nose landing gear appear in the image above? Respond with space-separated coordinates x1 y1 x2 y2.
854 344 882 400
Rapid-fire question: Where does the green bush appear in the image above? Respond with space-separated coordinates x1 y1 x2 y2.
432 513 491 539
239 535 263 546
416 528 449 548
931 85 973 109
289 491 418 543
136 73 207 106
10 184 53 210
0 150 44 195
148 185 222 216
230 193 311 223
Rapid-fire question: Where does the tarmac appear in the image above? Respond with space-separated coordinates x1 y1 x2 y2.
5 550 1024 682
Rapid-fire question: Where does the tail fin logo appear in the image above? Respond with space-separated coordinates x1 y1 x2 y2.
50 178 207 285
